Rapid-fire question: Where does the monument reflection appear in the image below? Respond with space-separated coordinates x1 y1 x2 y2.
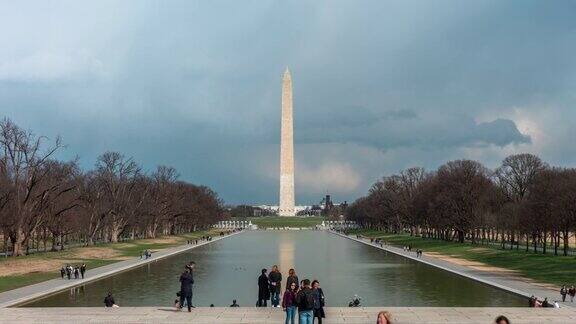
279 233 295 274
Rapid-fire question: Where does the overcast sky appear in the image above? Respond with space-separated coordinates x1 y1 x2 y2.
1 0 575 205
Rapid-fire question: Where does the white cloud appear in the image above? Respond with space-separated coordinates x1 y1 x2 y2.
296 161 361 195
0 50 106 82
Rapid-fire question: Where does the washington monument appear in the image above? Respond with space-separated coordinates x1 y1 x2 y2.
279 68 295 216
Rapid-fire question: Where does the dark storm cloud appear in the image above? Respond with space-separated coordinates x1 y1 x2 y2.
297 114 530 150
1 0 575 204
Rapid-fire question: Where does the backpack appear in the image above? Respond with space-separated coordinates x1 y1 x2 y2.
301 289 315 309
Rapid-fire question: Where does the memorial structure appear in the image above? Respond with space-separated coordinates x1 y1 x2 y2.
279 68 295 216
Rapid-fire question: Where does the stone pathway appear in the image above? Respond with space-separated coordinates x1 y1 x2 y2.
0 231 242 308
332 231 573 308
0 307 574 323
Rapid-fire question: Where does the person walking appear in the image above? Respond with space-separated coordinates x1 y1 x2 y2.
269 265 282 307
80 263 86 279
60 267 65 279
65 265 71 280
258 269 270 307
295 279 314 324
561 285 568 302
282 282 298 324
286 269 299 291
569 285 576 302
311 280 326 324
179 265 194 312
74 266 80 279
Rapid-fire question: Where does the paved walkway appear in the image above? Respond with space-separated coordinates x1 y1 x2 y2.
332 231 572 308
0 231 242 308
0 307 574 323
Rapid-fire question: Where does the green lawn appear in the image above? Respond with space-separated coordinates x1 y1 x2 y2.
348 229 576 287
247 216 325 228
0 230 218 293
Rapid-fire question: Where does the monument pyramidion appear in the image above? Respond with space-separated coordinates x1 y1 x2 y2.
279 68 295 216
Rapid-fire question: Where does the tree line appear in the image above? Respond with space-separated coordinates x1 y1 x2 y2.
0 118 224 256
346 153 576 256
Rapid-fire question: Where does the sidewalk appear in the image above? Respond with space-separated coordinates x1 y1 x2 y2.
331 231 573 308
0 231 242 308
0 306 574 323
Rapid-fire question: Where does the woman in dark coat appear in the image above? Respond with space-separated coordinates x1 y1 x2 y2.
311 280 326 323
258 269 270 307
286 268 299 291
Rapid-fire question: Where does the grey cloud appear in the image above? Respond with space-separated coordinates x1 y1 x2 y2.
474 119 530 147
0 0 575 204
296 115 530 150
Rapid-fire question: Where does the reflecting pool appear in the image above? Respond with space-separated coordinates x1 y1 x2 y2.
23 231 526 307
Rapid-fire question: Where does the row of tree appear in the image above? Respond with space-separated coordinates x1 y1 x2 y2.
0 118 224 256
346 154 576 256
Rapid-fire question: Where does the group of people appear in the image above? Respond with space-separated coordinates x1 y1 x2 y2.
258 266 325 324
60 263 86 280
400 245 423 258
186 234 220 245
526 285 576 309
374 311 511 324
560 285 576 302
529 295 559 308
140 249 152 259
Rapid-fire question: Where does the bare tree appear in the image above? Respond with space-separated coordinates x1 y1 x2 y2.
95 152 141 243
0 118 65 256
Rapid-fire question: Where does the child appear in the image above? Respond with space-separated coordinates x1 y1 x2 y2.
174 292 181 310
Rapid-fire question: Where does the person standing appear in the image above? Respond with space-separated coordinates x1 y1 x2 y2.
282 282 297 324
258 269 270 307
286 269 299 291
74 266 79 279
295 279 314 324
269 265 282 307
60 267 65 279
80 263 86 279
561 285 568 302
179 266 194 312
569 285 576 302
65 265 71 280
311 280 325 324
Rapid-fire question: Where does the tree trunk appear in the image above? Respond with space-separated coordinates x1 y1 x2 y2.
109 224 121 243
563 231 569 256
43 228 48 252
11 227 26 257
457 230 465 243
51 233 58 252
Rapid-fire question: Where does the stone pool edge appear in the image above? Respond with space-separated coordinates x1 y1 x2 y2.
0 231 244 308
330 230 542 303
